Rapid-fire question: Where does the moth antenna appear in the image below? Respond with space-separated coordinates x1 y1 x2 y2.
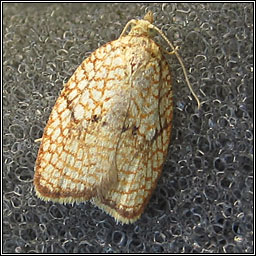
149 23 201 109
119 19 136 38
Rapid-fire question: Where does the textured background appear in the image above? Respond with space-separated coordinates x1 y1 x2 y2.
3 3 253 253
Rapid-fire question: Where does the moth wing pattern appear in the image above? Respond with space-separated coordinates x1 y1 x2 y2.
34 11 174 224
34 39 131 203
92 48 173 223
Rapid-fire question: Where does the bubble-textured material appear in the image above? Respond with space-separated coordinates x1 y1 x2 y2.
3 3 253 253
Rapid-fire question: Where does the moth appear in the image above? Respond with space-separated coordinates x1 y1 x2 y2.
34 11 200 224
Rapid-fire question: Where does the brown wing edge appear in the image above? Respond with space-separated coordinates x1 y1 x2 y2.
34 159 97 204
34 176 95 204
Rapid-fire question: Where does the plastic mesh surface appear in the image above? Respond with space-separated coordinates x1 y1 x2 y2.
3 3 253 253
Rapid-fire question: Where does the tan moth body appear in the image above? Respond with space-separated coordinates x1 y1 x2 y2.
34 12 174 224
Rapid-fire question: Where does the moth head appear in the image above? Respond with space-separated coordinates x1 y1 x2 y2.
129 20 156 37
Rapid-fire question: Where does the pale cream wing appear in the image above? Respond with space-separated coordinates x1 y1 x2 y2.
34 39 131 203
92 54 173 223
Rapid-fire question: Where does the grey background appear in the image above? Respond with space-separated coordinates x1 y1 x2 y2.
3 3 253 253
